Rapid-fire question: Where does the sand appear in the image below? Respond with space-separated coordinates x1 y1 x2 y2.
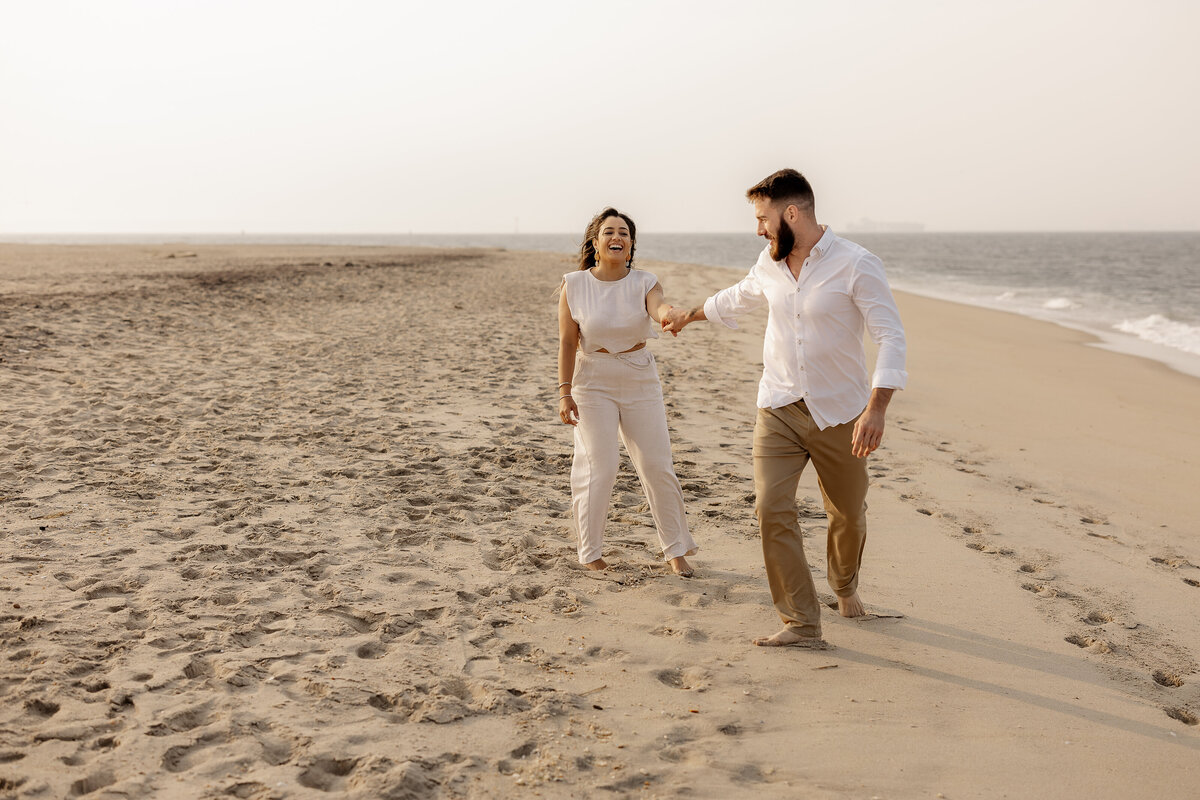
1 243 1197 799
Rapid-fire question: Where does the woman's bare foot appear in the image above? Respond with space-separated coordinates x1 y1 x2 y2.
584 558 608 571
669 556 694 577
752 628 829 648
837 592 865 617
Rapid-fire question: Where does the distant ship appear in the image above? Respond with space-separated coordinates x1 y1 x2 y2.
843 218 925 233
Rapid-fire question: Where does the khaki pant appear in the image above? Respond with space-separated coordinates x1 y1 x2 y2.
753 401 868 637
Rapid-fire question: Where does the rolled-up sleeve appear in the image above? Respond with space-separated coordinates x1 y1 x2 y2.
850 254 908 390
703 267 767 330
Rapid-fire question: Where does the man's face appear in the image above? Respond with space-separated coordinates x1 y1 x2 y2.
754 198 794 262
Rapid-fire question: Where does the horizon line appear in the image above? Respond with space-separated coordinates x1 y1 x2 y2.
3 229 1200 238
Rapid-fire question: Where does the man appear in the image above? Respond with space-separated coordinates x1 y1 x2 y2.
663 168 907 647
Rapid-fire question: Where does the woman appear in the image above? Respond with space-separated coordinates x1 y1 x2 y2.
557 207 698 576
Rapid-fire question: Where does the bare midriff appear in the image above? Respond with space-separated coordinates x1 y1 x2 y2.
594 342 646 354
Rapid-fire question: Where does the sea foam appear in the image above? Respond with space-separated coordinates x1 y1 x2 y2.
1115 314 1200 356
1042 297 1081 310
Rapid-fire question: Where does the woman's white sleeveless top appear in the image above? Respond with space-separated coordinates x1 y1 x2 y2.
563 268 660 354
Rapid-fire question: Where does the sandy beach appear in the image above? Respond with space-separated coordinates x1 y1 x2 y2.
1 243 1197 799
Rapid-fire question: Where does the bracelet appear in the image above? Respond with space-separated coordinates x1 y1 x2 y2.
559 394 572 400
558 381 571 388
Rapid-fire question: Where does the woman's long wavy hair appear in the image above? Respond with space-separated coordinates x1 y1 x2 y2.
577 207 637 270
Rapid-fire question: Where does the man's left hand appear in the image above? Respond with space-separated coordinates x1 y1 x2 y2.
661 306 688 336
851 409 885 458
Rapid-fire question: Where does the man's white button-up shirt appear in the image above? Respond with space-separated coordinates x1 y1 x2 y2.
702 227 907 430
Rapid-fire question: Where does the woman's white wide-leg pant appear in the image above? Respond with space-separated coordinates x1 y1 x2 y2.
569 349 698 564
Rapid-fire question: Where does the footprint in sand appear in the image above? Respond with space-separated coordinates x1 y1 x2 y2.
1064 634 1113 654
583 646 627 660
145 703 211 736
463 655 501 676
654 666 711 690
1164 707 1198 726
69 772 117 796
503 642 533 659
599 773 663 793
24 698 60 719
322 606 385 634
161 733 222 773
655 747 686 764
1150 555 1197 569
650 624 709 643
355 642 388 659
508 740 537 760
655 668 687 689
507 585 547 602
1022 582 1072 599
952 455 984 474
1152 670 1184 688
222 782 272 798
297 756 359 791
966 541 1012 556
249 724 298 767
660 591 714 609
83 581 140 601
183 658 212 680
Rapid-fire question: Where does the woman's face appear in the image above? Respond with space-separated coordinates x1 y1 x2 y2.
593 216 633 264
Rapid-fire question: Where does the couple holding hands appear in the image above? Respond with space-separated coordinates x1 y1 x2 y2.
556 169 908 647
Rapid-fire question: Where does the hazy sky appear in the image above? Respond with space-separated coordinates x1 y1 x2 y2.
2 0 1198 233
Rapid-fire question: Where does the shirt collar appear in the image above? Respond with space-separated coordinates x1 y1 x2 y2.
811 225 836 257
767 225 837 269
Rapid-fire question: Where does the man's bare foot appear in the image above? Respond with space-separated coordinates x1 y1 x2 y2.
584 558 608 571
752 628 829 648
837 592 865 617
669 556 694 577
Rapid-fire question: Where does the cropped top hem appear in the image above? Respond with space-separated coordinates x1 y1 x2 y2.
563 268 660 355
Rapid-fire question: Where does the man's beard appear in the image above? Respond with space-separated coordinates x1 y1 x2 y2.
770 217 795 262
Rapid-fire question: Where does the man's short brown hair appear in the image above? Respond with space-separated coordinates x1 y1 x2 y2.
746 168 815 214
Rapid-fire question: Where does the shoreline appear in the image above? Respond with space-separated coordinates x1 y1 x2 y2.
887 282 1200 381
2 236 1198 381
2 244 1197 798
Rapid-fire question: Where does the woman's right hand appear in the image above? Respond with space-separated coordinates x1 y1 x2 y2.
559 395 579 426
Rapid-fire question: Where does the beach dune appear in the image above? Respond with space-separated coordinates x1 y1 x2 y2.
0 244 1196 799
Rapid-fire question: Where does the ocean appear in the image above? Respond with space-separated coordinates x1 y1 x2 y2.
6 231 1199 378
